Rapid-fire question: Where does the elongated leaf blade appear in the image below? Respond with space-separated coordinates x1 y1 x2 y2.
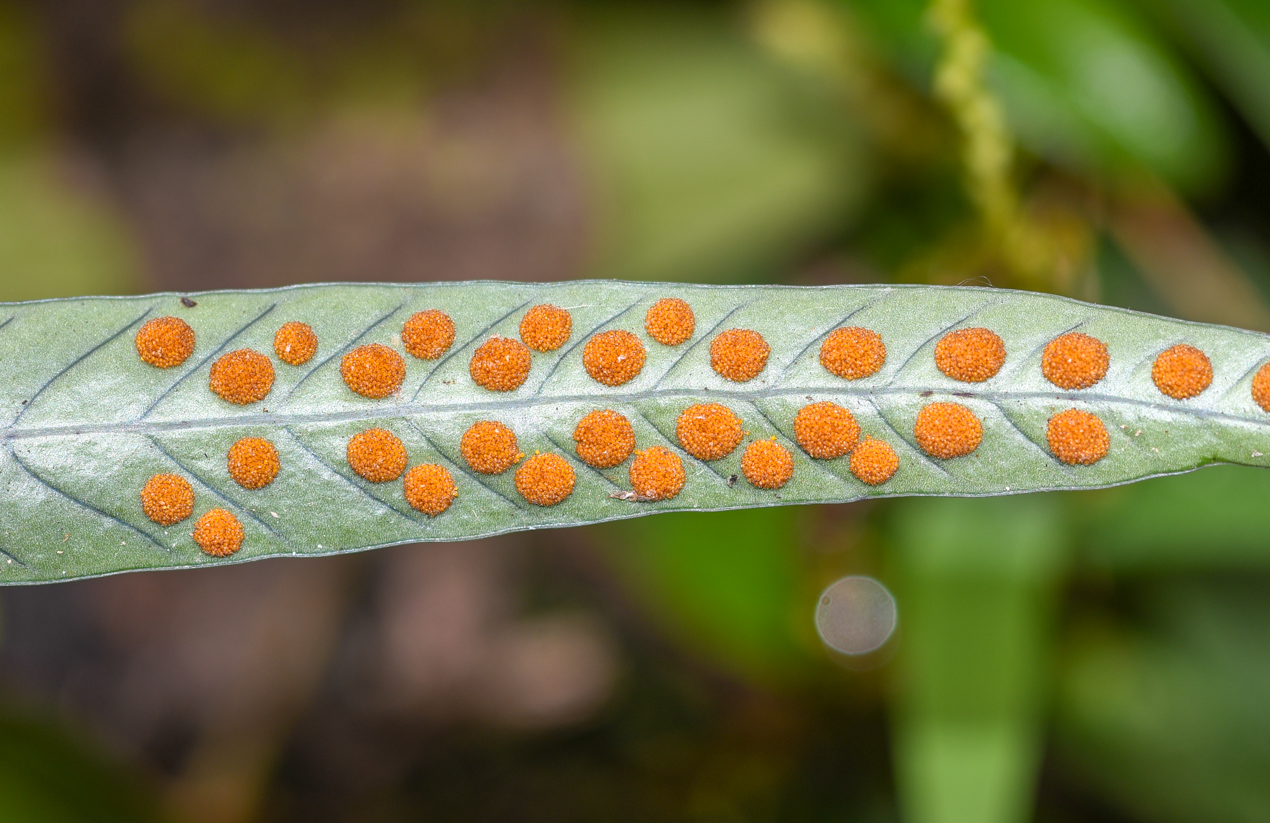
2 281 1269 583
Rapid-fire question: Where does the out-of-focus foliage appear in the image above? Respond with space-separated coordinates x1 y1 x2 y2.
571 4 867 283
0 714 161 823
0 3 137 301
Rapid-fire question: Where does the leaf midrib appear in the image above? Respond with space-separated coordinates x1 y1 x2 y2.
3 385 1263 442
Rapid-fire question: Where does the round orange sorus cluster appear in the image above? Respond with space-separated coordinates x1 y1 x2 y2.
346 428 408 482
820 327 885 380
210 349 275 405
1152 343 1212 399
573 409 636 468
141 473 194 526
1042 332 1108 390
629 446 685 501
676 403 743 461
227 437 280 490
1253 363 1270 413
136 316 195 369
1047 409 1110 466
913 402 982 459
341 343 406 398
710 328 769 382
274 321 318 366
583 330 646 386
850 438 898 485
515 453 577 506
470 337 532 392
935 327 1006 382
404 464 457 516
741 439 794 490
519 304 572 352
402 309 456 360
193 508 244 557
793 402 859 459
460 420 520 475
645 297 695 346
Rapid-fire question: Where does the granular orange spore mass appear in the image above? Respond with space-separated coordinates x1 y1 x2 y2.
850 438 899 486
741 439 794 490
193 508 245 557
141 473 194 526
346 428 408 483
227 437 280 490
1047 409 1110 466
519 304 572 352
460 421 520 475
820 327 886 380
1042 332 1108 390
1252 363 1270 413
629 447 686 501
710 329 770 382
470 337 532 392
210 349 275 405
676 403 744 461
515 453 576 506
934 327 1006 382
793 402 860 459
573 409 636 468
273 321 318 366
913 402 983 459
402 310 456 360
583 330 646 386
341 343 406 398
404 464 457 516
644 298 695 346
136 316 195 369
1152 344 1212 399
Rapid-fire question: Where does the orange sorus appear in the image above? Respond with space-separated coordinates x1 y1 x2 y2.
820 327 885 380
404 464 458 516
141 473 194 526
710 328 769 383
676 403 743 461
573 409 636 469
274 321 318 366
1047 409 1110 465
346 427 408 482
136 316 196 369
583 330 646 386
1041 332 1108 390
460 420 520 475
644 298 695 346
913 402 982 459
793 401 859 460
210 349 275 405
934 327 1005 383
519 304 572 352
402 309 456 360
1152 343 1212 399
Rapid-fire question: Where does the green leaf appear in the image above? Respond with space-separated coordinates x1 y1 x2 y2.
888 496 1068 823
3 281 1270 584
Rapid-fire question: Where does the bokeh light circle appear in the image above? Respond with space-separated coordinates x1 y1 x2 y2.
815 576 897 656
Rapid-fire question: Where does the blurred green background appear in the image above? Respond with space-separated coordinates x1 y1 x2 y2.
4 0 1270 820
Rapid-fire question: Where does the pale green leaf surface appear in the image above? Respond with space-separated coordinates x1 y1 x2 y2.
2 281 1270 584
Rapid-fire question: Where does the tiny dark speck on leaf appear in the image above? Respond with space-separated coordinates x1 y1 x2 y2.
181 297 197 307
727 475 738 487
920 391 933 397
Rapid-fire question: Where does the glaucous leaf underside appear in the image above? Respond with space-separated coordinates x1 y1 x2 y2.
2 281 1268 584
